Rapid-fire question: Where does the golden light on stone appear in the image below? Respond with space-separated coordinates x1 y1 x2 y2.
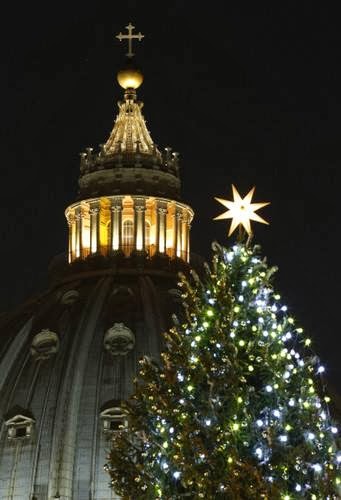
214 184 270 237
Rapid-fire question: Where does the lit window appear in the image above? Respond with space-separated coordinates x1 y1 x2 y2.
122 219 134 255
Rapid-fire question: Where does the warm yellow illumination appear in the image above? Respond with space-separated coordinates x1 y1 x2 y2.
82 220 90 253
66 196 193 263
136 213 143 251
71 218 76 261
117 68 143 90
112 232 119 251
159 217 166 253
214 185 270 236
90 208 98 254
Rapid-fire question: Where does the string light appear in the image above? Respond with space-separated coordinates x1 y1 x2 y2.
107 242 340 499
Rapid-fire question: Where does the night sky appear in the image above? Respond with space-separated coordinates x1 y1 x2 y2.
1 3 340 389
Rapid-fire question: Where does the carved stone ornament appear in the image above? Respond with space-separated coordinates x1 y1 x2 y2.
104 323 135 356
30 329 59 360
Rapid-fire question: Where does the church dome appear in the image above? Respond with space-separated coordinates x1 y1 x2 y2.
0 24 196 499
0 264 183 498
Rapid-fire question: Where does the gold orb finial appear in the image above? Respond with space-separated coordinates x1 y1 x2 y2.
117 67 144 90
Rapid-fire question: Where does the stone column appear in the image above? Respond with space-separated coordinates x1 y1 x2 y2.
186 221 191 263
110 197 123 252
156 200 167 254
66 213 75 263
75 207 82 259
89 202 100 255
181 214 188 262
175 209 183 258
134 198 146 252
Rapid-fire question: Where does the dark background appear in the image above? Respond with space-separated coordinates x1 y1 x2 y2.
1 2 340 388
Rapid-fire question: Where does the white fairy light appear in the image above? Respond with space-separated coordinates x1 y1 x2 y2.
317 366 325 374
307 432 315 441
173 471 181 479
279 435 288 443
265 385 273 393
255 447 263 459
256 419 263 427
295 484 302 492
177 373 184 382
226 252 234 262
273 409 281 418
312 463 322 473
331 426 338 434
288 398 295 407
205 419 211 426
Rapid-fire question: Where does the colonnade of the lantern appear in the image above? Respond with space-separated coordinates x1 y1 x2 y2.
65 196 193 263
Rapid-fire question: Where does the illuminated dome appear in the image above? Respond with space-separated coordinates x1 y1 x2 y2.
0 24 197 500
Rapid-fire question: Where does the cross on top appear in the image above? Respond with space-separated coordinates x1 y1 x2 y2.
116 23 144 58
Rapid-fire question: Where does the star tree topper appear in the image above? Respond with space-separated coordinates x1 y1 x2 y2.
214 185 270 237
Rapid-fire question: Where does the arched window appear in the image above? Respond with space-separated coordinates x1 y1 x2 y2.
122 219 134 255
145 220 151 250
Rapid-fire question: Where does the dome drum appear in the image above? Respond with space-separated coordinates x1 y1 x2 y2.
65 195 193 264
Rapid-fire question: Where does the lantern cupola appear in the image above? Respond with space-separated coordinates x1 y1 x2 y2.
65 24 194 264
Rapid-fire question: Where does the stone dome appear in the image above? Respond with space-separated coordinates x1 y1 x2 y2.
0 23 197 500
0 258 185 499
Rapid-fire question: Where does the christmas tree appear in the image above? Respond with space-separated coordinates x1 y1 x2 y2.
106 187 340 499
